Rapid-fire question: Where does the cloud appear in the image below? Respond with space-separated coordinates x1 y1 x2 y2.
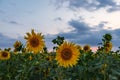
68 20 92 33
112 29 120 46
107 6 120 12
0 33 17 49
9 21 21 25
53 0 120 12
45 19 120 49
113 29 120 36
57 20 108 46
0 33 26 49
95 21 108 29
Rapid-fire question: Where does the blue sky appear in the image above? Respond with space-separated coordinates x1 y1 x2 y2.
0 0 120 51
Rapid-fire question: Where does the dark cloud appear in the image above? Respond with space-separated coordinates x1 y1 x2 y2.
58 20 110 46
68 20 92 34
45 19 120 49
97 0 116 7
53 0 120 12
52 20 92 41
0 33 16 49
107 6 120 12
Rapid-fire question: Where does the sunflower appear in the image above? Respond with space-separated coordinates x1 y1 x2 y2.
104 42 112 50
76 44 82 50
13 40 22 48
0 51 10 60
104 47 111 53
83 45 91 52
56 41 80 68
24 29 45 53
13 40 22 52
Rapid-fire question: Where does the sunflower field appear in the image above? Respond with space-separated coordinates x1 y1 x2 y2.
0 29 120 80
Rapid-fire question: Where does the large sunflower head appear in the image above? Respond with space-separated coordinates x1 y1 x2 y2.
0 50 10 60
24 29 45 53
56 41 80 68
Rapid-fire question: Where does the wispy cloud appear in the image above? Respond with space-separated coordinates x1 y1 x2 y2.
9 21 21 25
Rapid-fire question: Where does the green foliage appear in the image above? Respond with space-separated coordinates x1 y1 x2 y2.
52 36 64 45
103 33 112 42
0 33 120 80
52 36 64 50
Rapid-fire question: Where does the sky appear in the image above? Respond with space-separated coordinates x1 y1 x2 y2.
0 0 120 51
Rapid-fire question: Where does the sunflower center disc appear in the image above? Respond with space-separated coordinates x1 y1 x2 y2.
84 46 89 51
61 48 72 60
30 37 39 47
2 52 8 57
